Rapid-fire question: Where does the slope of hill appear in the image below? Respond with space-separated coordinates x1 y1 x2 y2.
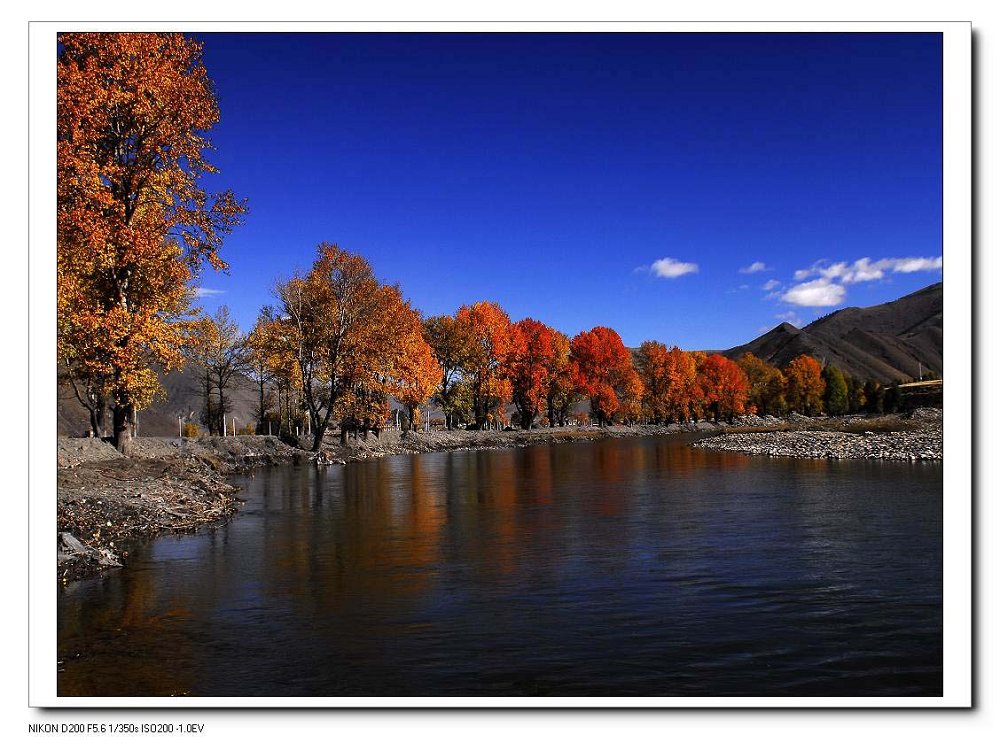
724 282 942 382
58 368 262 438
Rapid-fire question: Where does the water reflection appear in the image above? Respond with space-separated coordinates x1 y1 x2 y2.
58 437 942 697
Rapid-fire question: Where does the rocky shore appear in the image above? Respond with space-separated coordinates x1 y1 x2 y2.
693 408 943 461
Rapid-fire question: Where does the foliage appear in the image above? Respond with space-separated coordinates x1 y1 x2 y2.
508 318 557 428
455 302 514 428
423 314 475 429
737 353 787 416
698 353 750 422
189 306 249 435
57 32 246 452
271 244 438 449
822 365 849 416
784 355 825 415
569 326 639 426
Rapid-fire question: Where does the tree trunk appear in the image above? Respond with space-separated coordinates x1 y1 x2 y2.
311 424 326 452
407 405 415 430
113 403 134 455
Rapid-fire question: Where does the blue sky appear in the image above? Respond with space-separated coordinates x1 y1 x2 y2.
192 32 942 349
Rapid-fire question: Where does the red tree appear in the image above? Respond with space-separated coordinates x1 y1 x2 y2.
569 326 637 426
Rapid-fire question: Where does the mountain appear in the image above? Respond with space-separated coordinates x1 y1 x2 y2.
724 282 942 382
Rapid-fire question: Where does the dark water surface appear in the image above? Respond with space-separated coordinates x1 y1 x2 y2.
58 437 942 697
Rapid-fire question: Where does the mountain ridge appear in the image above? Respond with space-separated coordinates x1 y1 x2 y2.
724 282 942 382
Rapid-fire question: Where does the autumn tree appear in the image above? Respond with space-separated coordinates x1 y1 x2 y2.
698 354 750 423
456 302 514 429
662 346 701 423
822 364 849 416
423 314 474 429
245 308 282 432
387 304 442 432
546 329 577 428
188 306 249 435
737 352 787 417
635 341 671 423
784 355 825 416
569 326 637 426
273 244 436 450
508 318 556 429
57 33 246 453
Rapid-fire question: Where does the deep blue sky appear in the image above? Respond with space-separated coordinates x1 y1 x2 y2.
193 32 942 349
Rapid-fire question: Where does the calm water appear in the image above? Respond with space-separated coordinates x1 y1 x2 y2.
58 437 942 697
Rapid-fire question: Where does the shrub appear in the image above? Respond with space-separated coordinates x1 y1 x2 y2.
182 421 201 438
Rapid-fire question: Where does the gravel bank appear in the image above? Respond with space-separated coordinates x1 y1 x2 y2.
693 409 943 461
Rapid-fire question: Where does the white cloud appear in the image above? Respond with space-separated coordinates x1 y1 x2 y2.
193 287 225 298
739 261 768 274
649 257 698 279
794 256 942 285
781 278 846 307
762 279 780 291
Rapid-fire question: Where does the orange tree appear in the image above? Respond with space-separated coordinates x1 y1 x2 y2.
384 296 442 431
784 354 826 415
273 244 437 449
635 341 671 423
569 326 637 426
57 33 245 452
698 354 750 423
662 346 701 423
455 302 514 429
737 352 787 416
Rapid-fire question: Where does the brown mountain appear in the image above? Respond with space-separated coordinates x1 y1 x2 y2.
724 282 942 382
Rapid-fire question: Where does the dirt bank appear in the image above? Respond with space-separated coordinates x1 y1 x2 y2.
57 436 308 582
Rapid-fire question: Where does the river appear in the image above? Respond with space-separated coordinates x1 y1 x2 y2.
58 436 942 697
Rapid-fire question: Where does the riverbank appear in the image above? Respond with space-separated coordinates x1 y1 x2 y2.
57 436 306 581
693 408 943 461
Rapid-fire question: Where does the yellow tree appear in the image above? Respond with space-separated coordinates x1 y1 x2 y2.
189 306 249 435
57 33 246 452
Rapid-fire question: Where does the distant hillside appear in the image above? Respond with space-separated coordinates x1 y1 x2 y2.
724 282 942 382
58 368 261 438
